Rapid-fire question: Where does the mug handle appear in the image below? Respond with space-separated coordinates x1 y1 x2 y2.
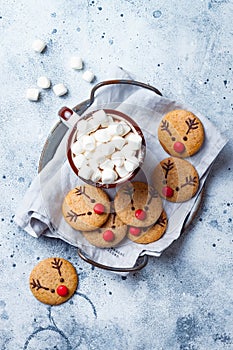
58 106 79 128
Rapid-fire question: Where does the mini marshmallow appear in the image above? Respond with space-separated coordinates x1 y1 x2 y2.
88 157 99 171
78 164 93 180
82 134 96 151
124 156 139 172
125 132 142 150
111 151 124 167
70 56 83 70
107 122 124 136
111 136 125 150
121 144 136 158
76 119 88 136
26 88 40 101
53 83 68 96
91 169 102 183
101 142 115 156
101 168 117 184
32 39 46 53
86 118 100 133
73 153 86 169
37 76 51 89
82 70 95 83
99 159 114 170
93 128 111 143
115 165 130 178
83 150 94 159
92 110 108 126
71 139 84 154
118 122 131 136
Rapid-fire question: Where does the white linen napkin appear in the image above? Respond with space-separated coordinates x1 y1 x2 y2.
14 66 228 271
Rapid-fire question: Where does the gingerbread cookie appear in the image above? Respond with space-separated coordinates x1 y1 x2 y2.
62 185 110 231
158 109 204 158
82 212 127 248
153 157 199 202
127 210 167 244
114 181 163 227
29 257 78 305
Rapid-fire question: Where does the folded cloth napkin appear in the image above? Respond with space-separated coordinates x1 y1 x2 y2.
15 66 228 271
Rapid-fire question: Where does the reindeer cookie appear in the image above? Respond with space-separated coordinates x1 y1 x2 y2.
62 185 110 231
153 157 199 202
158 109 204 158
29 258 78 305
82 212 127 248
114 181 163 227
127 210 167 244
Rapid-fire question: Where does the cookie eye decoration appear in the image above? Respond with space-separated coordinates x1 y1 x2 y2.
56 285 69 297
94 203 105 215
135 209 147 221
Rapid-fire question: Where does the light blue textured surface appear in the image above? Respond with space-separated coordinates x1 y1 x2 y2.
0 1 232 349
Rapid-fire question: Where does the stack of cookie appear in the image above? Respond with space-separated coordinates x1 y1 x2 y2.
62 181 168 248
153 109 204 203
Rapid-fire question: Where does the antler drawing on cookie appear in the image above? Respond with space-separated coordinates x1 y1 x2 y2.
157 214 166 227
160 120 172 136
51 258 63 276
147 187 159 205
30 279 49 291
75 186 96 203
162 159 174 179
123 184 135 209
185 117 199 135
66 210 87 222
181 175 198 188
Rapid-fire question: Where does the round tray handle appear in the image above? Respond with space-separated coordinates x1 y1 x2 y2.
77 249 148 273
89 79 162 106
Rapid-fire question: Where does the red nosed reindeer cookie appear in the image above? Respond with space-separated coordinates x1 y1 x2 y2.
153 157 199 202
29 258 78 305
158 109 204 158
62 185 110 231
82 212 127 248
114 181 163 227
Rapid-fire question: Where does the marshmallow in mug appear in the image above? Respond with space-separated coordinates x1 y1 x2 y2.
71 110 143 184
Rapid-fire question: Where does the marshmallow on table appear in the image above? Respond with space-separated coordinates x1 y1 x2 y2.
53 83 68 97
26 88 40 101
32 39 47 53
37 76 51 89
82 70 95 83
70 56 83 70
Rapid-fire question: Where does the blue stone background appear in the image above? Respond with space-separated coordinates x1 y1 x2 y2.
0 0 232 349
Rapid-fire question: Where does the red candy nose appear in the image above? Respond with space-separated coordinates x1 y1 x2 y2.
162 186 174 198
129 227 141 236
135 209 147 221
103 230 115 242
173 141 185 153
56 285 69 297
94 203 105 215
